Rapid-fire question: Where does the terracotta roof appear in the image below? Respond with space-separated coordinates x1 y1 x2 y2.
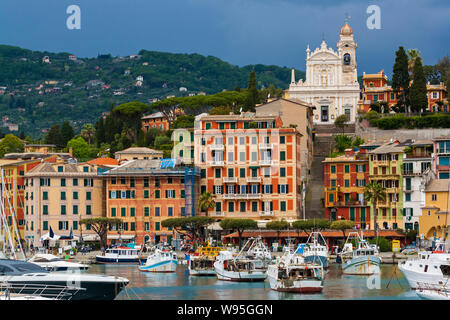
115 147 163 155
86 157 118 166
369 142 406 154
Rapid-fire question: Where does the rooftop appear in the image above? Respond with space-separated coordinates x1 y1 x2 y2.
115 147 163 155
85 157 118 166
369 142 406 154
102 159 199 176
425 179 450 193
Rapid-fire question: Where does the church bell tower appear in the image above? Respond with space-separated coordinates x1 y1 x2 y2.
337 20 358 85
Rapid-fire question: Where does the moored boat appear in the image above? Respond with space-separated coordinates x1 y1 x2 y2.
139 249 177 273
188 245 223 276
298 232 329 268
338 232 381 275
96 246 141 264
267 246 324 293
28 253 89 272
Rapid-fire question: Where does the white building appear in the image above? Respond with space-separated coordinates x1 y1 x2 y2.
286 21 360 124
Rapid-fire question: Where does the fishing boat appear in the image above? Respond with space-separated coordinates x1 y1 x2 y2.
246 237 272 261
96 246 141 264
28 253 89 272
267 245 324 293
297 232 329 268
337 232 381 275
0 259 129 300
188 245 223 276
214 238 268 282
139 249 178 273
398 250 450 289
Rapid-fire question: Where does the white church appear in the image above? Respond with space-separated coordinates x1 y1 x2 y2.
286 21 361 124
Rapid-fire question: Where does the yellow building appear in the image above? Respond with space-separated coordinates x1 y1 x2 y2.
24 160 105 247
420 179 450 241
115 147 163 163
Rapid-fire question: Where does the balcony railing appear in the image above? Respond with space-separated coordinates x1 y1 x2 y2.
405 153 432 159
259 211 274 217
258 143 274 149
223 193 262 199
437 149 450 155
373 160 389 166
211 211 224 217
402 170 425 176
259 159 273 166
210 160 224 166
210 144 224 150
335 201 367 207
246 177 261 183
223 177 237 183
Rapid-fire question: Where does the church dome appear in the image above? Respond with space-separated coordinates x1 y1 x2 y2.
340 22 353 36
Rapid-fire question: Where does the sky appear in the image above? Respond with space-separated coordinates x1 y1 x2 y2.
0 0 449 78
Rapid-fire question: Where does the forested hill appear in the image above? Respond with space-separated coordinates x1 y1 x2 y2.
0 44 305 138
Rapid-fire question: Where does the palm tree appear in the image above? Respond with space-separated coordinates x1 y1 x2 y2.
81 124 96 145
199 192 216 214
364 181 387 238
407 49 421 77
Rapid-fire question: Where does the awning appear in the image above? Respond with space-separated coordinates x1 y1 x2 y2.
107 235 135 240
40 233 60 241
82 234 100 241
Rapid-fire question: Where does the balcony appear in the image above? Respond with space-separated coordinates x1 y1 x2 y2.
335 201 367 207
259 211 274 217
246 177 261 183
373 160 389 166
223 177 237 183
405 153 432 159
402 170 425 176
386 187 399 193
258 143 274 149
210 160 224 166
223 193 262 200
437 165 450 171
211 211 225 217
259 159 273 166
210 144 224 151
437 149 450 155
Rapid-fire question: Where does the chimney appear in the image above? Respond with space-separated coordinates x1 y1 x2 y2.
69 147 73 157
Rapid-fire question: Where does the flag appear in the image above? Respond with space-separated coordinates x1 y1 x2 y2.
49 226 54 238
69 227 73 239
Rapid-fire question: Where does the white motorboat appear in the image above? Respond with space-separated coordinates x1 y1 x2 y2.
398 250 450 289
28 254 89 272
139 249 177 273
298 232 329 268
214 238 268 282
415 286 450 300
0 259 129 300
337 232 381 275
246 237 272 261
96 246 141 264
267 246 324 293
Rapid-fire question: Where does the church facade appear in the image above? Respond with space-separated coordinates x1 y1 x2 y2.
286 22 361 124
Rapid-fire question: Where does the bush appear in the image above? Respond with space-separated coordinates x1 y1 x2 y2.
371 114 450 130
368 237 391 252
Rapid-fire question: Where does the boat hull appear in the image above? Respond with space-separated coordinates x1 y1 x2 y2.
214 262 266 282
95 256 140 264
139 260 177 273
398 262 446 289
189 268 216 276
268 278 323 293
342 256 380 275
416 289 450 300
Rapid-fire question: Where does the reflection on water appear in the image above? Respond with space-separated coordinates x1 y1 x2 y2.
87 263 419 300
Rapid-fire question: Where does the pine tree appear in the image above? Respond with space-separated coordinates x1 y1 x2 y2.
246 70 259 112
410 57 428 113
19 130 25 140
95 117 106 147
45 124 63 146
392 46 410 112
61 121 75 146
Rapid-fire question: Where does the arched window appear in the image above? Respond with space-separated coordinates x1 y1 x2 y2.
343 53 351 66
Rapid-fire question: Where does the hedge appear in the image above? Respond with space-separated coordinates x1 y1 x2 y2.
370 114 450 130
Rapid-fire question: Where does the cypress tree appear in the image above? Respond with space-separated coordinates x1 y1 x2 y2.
95 117 106 147
410 57 428 113
61 121 75 146
247 70 259 112
392 46 410 112
45 124 63 146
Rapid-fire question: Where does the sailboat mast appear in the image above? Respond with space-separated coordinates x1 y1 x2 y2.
0 169 16 259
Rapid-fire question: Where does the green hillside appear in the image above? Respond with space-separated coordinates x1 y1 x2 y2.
0 45 305 138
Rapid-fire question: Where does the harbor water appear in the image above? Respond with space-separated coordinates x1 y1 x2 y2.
86 263 420 300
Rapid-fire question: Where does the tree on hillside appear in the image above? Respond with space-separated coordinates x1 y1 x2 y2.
67 136 92 160
437 54 450 92
81 123 96 145
0 134 24 157
151 97 183 129
410 57 428 113
112 101 150 143
219 219 258 249
80 217 122 249
364 181 386 238
392 46 410 113
334 114 349 135
61 121 74 146
45 124 63 146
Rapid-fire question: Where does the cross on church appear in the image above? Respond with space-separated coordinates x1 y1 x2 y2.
344 13 351 23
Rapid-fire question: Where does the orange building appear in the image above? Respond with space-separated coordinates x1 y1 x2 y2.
142 112 170 131
323 148 370 228
194 112 303 223
103 159 200 245
359 70 447 112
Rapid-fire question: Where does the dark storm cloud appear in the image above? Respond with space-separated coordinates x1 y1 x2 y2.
0 0 448 79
